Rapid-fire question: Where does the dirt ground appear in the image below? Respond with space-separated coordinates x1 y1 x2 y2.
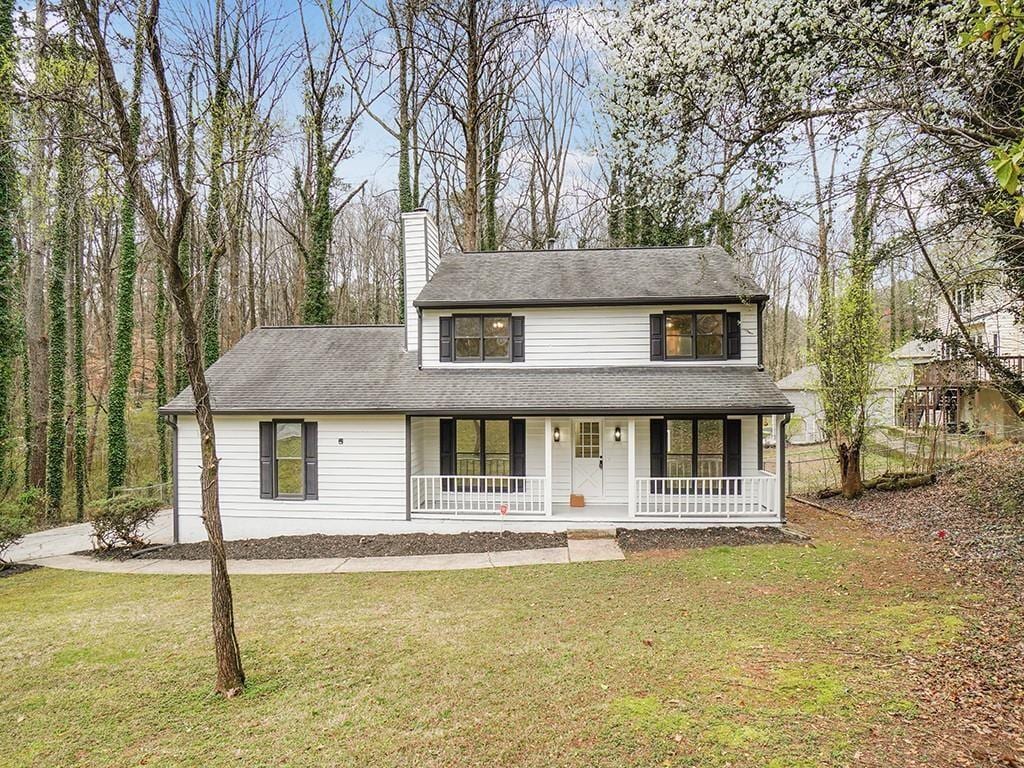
791 493 1024 767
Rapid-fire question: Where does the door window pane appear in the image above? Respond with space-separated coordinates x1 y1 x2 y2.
666 419 693 477
454 316 482 360
574 421 600 458
696 419 723 476
484 419 510 475
483 316 510 359
275 422 304 496
665 314 693 358
695 313 724 358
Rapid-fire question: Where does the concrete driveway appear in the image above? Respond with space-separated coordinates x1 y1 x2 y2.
6 510 173 562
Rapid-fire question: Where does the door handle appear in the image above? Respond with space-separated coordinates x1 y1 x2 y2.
599 458 603 469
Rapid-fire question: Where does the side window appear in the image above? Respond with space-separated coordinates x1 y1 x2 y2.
259 421 317 500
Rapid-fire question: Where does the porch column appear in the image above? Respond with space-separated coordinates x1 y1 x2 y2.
627 418 637 517
774 414 788 523
544 417 554 516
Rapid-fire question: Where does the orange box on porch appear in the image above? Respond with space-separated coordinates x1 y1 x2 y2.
569 494 585 508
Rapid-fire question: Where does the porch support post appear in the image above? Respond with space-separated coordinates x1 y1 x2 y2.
627 418 637 517
544 417 554 516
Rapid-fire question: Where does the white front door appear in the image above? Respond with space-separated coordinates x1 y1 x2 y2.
571 419 603 499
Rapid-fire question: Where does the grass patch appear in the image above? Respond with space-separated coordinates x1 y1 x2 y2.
0 526 965 767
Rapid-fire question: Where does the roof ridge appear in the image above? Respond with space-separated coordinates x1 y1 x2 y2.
257 324 404 330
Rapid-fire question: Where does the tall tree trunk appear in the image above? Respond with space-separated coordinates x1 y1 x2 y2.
462 0 480 250
45 77 79 519
106 0 145 495
154 263 168 486
25 0 48 491
71 191 86 521
0 0 15 491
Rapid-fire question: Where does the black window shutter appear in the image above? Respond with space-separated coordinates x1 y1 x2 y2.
439 316 453 362
303 421 318 499
511 419 526 476
259 422 274 499
726 312 742 359
650 314 665 360
439 419 455 475
511 316 525 362
725 418 742 495
650 419 667 491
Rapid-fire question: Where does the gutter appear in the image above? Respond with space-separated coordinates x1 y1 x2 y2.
413 294 771 310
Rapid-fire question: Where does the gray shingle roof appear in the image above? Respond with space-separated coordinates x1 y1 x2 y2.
161 326 793 415
413 246 767 308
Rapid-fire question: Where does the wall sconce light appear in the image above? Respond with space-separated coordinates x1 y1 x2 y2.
553 427 561 443
614 426 622 442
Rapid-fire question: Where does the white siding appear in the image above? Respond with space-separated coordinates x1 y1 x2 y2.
401 211 440 351
935 282 1024 357
176 414 407 541
421 303 759 368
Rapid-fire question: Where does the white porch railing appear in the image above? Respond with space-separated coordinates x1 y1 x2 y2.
634 471 778 520
411 475 547 517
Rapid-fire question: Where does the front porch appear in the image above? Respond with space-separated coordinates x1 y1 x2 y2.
408 415 788 524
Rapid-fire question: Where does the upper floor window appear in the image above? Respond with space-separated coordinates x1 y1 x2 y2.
954 283 982 315
440 314 525 362
665 312 726 360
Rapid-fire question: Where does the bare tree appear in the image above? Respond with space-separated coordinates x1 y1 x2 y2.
76 0 245 696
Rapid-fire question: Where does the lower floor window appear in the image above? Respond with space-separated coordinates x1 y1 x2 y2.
666 418 723 477
456 419 511 476
275 421 305 496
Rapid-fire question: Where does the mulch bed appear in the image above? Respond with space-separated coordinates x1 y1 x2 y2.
820 443 1024 765
0 563 41 579
85 530 568 561
616 525 805 553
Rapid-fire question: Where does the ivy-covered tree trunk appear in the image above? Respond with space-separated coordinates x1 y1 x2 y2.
202 0 236 363
302 132 333 325
154 264 168 486
106 0 145 495
175 69 196 395
45 87 79 520
71 196 85 521
814 136 881 499
0 0 16 492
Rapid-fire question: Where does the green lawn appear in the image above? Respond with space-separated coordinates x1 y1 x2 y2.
0 513 964 767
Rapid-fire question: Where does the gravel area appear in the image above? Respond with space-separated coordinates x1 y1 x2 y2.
616 526 804 553
86 530 568 561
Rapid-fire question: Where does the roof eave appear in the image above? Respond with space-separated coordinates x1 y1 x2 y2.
158 404 794 417
413 294 771 310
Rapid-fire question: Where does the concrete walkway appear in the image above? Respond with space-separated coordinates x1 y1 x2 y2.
26 537 625 575
7 510 174 562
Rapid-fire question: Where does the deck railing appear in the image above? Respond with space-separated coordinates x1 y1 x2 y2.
411 475 547 517
634 472 778 520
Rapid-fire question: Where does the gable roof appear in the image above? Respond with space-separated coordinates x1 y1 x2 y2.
413 246 767 309
776 363 912 391
162 326 793 415
890 338 939 361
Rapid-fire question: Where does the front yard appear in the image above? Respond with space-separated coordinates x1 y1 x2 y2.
0 508 975 767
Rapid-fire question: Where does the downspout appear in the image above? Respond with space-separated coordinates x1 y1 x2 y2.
160 413 180 544
778 412 792 524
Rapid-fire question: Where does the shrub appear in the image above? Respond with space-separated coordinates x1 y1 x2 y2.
0 509 30 564
0 492 38 564
89 495 163 550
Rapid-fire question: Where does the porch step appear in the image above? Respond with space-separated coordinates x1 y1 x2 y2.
566 527 618 540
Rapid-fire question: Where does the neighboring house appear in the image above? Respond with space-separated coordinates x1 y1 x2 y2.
774 362 912 444
161 210 795 542
903 272 1023 437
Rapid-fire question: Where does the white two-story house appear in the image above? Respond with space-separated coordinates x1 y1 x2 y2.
906 266 1023 437
161 210 795 542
